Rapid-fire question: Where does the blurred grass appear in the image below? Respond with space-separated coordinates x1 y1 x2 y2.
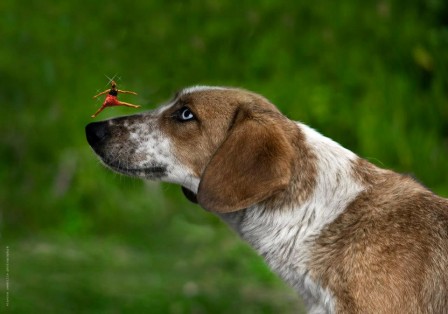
6 231 302 313
1 0 447 312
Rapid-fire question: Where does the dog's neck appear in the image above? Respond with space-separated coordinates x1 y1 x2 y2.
219 123 365 240
217 123 366 311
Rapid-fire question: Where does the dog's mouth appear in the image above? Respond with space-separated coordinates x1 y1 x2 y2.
104 159 168 179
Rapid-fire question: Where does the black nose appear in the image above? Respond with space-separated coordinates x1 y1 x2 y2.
85 121 110 147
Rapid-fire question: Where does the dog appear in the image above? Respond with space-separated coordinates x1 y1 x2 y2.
85 86 448 313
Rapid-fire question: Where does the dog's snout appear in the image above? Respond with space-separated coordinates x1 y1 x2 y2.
85 121 110 147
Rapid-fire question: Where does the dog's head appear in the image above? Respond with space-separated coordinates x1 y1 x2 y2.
86 86 300 212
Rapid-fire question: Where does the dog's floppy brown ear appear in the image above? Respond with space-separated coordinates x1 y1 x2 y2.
197 106 293 213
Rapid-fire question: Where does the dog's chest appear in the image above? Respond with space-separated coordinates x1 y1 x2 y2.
219 206 336 312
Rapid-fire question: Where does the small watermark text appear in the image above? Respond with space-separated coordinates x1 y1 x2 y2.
5 246 9 308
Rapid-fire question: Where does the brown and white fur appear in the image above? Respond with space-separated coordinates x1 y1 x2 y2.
85 86 448 313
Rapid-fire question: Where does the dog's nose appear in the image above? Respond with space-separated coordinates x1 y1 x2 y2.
85 121 110 147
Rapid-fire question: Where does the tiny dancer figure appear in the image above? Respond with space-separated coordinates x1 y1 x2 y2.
91 80 140 118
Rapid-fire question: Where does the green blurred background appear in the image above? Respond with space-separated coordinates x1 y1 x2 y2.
1 0 447 313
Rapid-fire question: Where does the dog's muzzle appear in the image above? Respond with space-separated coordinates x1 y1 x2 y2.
85 119 169 179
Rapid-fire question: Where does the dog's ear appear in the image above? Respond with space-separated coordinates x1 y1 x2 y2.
197 105 293 213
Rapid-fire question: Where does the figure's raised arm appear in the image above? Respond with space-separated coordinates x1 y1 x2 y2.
117 89 138 95
93 89 110 98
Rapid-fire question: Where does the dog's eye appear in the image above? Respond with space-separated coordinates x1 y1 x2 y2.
177 107 195 122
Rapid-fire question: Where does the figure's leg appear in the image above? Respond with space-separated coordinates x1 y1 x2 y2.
117 101 141 108
91 105 106 118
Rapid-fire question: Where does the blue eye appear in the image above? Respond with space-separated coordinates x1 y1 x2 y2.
178 107 195 121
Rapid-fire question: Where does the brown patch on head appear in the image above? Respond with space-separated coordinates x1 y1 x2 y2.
309 157 448 312
160 87 317 212
159 88 273 177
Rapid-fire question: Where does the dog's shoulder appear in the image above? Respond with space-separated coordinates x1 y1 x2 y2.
309 158 448 312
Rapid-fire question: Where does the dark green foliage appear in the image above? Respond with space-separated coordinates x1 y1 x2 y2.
1 0 447 312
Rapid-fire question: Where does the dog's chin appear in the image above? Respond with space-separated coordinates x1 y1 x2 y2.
101 159 167 180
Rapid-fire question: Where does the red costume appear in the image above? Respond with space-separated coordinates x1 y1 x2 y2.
103 94 120 107
91 82 140 118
